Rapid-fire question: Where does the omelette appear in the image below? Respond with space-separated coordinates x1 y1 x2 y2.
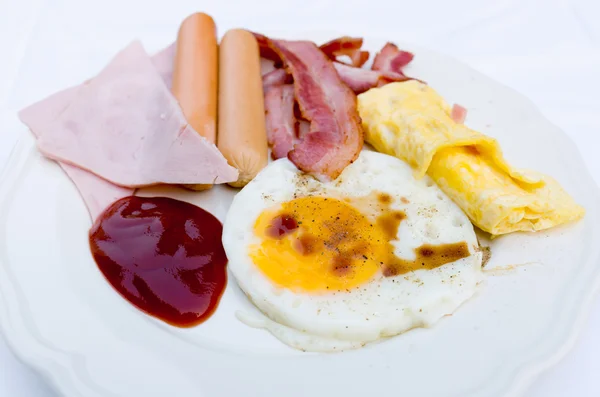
357 81 584 236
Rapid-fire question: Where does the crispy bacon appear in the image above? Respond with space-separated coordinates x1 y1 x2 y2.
351 51 370 67
255 32 413 95
333 63 411 94
254 32 283 67
451 104 467 124
259 36 364 180
320 36 369 67
264 84 296 159
372 42 414 74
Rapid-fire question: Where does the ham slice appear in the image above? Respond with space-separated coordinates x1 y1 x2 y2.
19 86 133 221
20 42 177 220
451 104 467 124
151 42 177 89
262 38 363 181
372 42 414 74
35 41 238 188
264 84 296 159
320 36 369 67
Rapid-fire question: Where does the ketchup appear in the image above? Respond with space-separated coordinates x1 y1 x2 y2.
89 196 227 327
265 214 298 238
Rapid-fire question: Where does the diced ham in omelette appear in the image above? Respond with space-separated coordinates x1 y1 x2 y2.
451 104 467 124
36 41 238 188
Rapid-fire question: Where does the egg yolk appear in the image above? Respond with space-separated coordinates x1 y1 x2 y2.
250 197 387 292
250 195 472 293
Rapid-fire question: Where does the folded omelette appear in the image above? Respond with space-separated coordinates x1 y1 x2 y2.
357 81 584 236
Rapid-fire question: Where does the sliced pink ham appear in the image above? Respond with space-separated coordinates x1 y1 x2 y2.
20 42 177 220
35 41 238 188
151 42 177 89
19 87 134 221
451 104 467 124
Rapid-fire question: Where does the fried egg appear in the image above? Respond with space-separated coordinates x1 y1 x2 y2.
223 151 483 352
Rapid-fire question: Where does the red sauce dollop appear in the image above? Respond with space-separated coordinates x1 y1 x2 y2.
89 196 227 327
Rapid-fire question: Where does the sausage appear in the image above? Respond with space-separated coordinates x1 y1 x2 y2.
217 29 268 188
172 13 218 191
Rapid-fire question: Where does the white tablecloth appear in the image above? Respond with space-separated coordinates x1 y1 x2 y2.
1 0 599 395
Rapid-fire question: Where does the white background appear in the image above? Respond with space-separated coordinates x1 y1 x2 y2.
1 0 599 396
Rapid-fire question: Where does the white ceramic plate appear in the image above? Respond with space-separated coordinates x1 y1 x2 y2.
1 27 599 397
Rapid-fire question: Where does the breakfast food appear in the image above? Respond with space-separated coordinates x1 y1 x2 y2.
262 36 415 95
217 29 268 187
262 68 290 88
451 103 467 124
372 42 414 76
319 36 369 67
19 43 175 220
19 86 134 220
332 62 412 94
35 41 238 188
224 151 483 351
172 13 218 143
90 196 228 327
18 12 586 344
264 84 295 159
172 13 219 191
256 34 364 181
357 81 585 235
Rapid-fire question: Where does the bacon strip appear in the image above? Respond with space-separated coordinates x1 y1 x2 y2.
320 36 369 67
296 119 311 140
333 63 411 94
262 68 291 88
260 36 364 180
254 33 283 67
255 32 413 95
264 84 296 159
372 42 414 74
352 51 370 67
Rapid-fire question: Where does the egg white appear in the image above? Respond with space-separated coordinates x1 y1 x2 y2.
223 151 483 352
